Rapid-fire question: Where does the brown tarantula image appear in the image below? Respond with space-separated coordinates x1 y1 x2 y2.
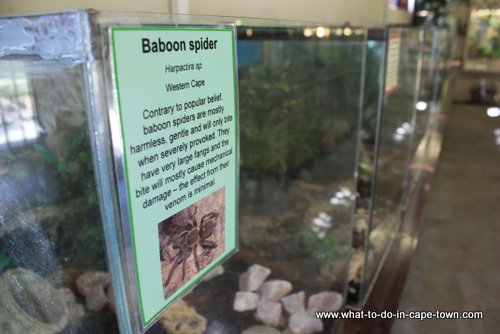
163 205 219 291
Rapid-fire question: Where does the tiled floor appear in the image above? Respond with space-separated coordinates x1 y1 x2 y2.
392 103 500 334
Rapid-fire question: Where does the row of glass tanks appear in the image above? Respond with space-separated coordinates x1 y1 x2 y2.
350 26 450 305
0 10 448 334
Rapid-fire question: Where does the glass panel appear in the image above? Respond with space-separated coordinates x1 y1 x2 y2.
432 29 450 105
348 29 386 305
407 28 451 192
361 28 423 296
411 29 434 154
0 12 120 334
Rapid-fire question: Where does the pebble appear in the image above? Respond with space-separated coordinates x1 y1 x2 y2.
239 264 271 291
233 291 259 312
255 300 283 327
75 271 111 312
160 301 206 334
307 291 343 314
281 291 305 314
318 212 331 222
289 311 323 334
312 217 332 229
206 320 238 334
259 280 292 302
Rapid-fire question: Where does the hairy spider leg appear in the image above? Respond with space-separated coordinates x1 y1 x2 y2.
181 246 193 280
200 219 216 239
193 244 200 270
201 212 219 224
200 240 217 249
164 252 185 288
188 205 198 227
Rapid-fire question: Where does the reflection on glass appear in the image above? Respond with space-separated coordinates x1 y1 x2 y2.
0 75 40 150
487 107 500 118
416 101 428 111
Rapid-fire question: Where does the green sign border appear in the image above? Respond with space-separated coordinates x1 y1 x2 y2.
110 26 239 328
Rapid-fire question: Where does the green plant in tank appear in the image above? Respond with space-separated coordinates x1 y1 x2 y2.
0 150 16 162
239 61 323 174
30 127 97 207
299 226 340 264
32 143 57 164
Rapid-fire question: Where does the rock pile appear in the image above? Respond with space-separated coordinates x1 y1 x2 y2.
234 264 343 334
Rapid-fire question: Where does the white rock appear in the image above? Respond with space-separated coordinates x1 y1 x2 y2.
318 212 331 222
206 320 238 334
281 291 305 314
259 280 292 302
255 300 282 327
233 291 259 312
312 217 332 229
340 187 353 197
242 325 281 334
289 311 323 334
239 264 271 291
307 291 343 315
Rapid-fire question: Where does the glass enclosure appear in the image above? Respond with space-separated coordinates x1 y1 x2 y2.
354 26 449 305
408 27 449 186
412 29 434 154
357 27 423 301
0 11 365 334
0 11 118 334
348 29 386 305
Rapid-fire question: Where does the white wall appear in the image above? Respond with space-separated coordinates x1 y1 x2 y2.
386 7 412 25
0 0 413 27
184 0 388 26
0 0 170 16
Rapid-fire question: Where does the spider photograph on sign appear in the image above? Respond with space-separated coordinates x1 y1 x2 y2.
158 187 225 299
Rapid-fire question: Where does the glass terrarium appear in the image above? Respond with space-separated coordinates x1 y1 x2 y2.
355 26 449 305
348 28 386 305
407 27 449 191
358 27 424 301
0 10 366 334
411 29 435 154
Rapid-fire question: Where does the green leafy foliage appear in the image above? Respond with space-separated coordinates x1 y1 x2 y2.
0 150 16 161
239 55 325 173
299 227 340 264
33 143 56 164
